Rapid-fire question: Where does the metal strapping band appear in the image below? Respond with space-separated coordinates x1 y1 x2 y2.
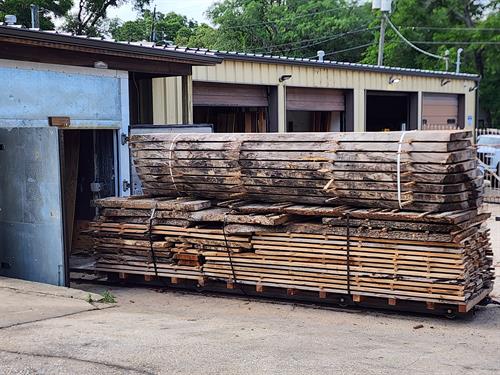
396 131 407 209
345 213 351 296
148 205 159 278
222 213 248 296
168 134 182 195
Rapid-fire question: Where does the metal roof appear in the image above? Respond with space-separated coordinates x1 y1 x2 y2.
0 26 222 66
0 25 479 80
166 46 480 81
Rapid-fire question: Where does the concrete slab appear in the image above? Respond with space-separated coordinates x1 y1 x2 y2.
0 276 103 302
0 284 499 375
0 277 106 329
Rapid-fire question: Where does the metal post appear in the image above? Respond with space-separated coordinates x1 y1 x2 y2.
377 13 387 66
456 48 463 74
30 4 40 29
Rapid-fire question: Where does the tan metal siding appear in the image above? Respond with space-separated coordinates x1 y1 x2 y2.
153 59 477 132
152 76 183 124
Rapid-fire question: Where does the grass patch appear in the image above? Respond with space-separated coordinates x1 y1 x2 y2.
102 290 116 304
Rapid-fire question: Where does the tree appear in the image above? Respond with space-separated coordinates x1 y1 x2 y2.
64 0 150 36
109 9 197 44
180 23 220 48
205 0 373 61
0 0 72 29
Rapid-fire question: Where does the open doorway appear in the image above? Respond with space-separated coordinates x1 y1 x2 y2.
59 129 116 278
366 91 417 132
287 111 344 132
194 106 267 132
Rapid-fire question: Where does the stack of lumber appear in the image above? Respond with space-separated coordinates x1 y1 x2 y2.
88 197 211 281
88 196 494 309
129 131 481 212
203 205 493 305
71 220 94 256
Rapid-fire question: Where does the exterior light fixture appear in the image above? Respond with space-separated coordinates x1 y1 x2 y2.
441 79 451 86
279 74 292 82
94 61 108 69
388 75 401 84
469 83 478 92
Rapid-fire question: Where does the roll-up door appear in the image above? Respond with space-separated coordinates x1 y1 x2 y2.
287 87 345 111
193 82 268 107
422 93 459 127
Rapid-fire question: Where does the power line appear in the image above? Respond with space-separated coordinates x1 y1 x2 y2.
409 41 500 45
403 26 500 32
281 27 376 53
257 27 376 54
385 15 446 60
253 24 372 51
218 5 354 30
326 42 375 56
314 42 375 58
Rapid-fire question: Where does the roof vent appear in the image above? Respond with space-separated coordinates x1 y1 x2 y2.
317 50 325 62
4 15 17 26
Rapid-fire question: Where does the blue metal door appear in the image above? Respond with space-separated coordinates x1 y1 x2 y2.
0 127 65 285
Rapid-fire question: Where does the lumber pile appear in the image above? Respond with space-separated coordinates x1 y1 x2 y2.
83 130 494 313
129 131 481 212
71 220 94 256
88 196 494 310
88 197 210 281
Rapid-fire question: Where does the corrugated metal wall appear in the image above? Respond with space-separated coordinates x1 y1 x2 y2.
153 59 477 131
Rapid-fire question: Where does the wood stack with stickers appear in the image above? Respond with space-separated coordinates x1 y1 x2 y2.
88 130 494 316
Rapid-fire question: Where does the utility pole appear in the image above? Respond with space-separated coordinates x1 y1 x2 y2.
377 15 387 66
150 6 157 43
373 0 392 66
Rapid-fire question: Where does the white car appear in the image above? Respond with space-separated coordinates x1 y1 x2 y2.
477 134 500 187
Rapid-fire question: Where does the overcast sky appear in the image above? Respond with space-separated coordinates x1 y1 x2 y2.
107 0 219 24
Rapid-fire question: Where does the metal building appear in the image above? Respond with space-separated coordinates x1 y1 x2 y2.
152 49 479 133
0 26 220 286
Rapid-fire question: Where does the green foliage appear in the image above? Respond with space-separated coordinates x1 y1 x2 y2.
205 0 373 60
102 290 116 303
0 0 72 29
85 293 94 303
64 0 151 36
109 10 197 43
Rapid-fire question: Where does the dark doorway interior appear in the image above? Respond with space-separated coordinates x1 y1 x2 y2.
287 111 345 132
193 106 268 133
60 130 116 278
366 92 410 132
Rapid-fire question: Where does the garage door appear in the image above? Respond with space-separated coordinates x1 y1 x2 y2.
287 87 345 111
193 82 268 107
422 94 459 127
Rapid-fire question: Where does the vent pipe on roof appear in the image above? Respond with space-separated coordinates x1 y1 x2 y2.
30 5 40 29
317 50 325 62
4 15 17 25
456 48 464 74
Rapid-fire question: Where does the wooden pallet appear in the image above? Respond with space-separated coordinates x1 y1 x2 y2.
98 270 492 317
